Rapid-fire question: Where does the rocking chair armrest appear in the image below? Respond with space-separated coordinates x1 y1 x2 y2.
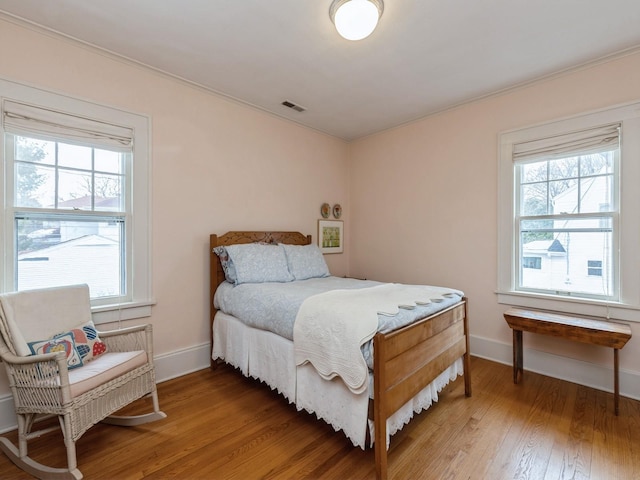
1 350 73 404
98 323 148 338
1 349 66 367
98 323 154 355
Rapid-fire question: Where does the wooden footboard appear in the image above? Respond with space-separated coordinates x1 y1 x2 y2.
373 299 471 480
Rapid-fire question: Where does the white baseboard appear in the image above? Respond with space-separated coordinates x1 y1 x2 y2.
0 342 212 434
2 337 639 433
153 342 212 383
470 334 640 401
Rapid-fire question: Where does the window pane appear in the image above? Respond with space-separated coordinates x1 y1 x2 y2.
521 161 547 183
549 178 577 212
579 175 613 213
95 149 122 174
582 152 613 175
15 136 55 165
549 157 578 181
521 183 548 215
58 169 93 209
16 217 124 298
15 163 55 208
94 173 123 211
58 142 92 169
520 229 613 297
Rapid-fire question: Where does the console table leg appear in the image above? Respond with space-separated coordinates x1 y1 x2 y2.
513 329 523 384
614 348 620 416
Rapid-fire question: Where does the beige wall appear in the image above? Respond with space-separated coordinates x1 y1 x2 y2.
0 19 349 396
348 51 640 380
2 15 640 404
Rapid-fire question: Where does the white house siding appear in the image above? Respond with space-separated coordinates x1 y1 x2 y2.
18 235 121 297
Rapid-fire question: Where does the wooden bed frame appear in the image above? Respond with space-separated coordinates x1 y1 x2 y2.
209 231 471 480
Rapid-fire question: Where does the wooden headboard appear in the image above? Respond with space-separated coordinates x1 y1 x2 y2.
209 231 312 333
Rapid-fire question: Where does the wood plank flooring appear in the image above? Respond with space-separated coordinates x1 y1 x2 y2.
1 357 639 479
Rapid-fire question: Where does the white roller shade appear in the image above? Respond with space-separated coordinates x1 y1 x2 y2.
513 123 620 164
3 100 133 152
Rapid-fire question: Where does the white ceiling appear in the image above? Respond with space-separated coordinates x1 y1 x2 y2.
1 1 640 141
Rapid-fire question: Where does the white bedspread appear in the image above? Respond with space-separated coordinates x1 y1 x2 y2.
293 283 463 394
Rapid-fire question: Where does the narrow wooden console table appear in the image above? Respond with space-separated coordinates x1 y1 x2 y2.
503 307 632 415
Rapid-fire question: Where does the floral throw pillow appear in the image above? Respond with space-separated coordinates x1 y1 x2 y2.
28 332 84 369
27 320 107 370
69 320 107 364
213 246 238 285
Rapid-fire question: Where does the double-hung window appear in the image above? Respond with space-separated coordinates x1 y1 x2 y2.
1 80 152 322
498 102 640 321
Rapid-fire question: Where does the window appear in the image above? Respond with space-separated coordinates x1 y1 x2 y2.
498 102 640 321
522 257 542 269
588 260 603 277
516 130 616 300
1 80 152 322
11 135 126 297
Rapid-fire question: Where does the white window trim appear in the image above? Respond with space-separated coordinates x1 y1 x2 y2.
0 78 153 323
497 101 640 322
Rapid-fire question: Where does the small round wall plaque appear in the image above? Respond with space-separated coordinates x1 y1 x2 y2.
332 204 342 219
320 203 331 218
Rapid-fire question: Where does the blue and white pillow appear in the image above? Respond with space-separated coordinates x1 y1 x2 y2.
280 243 330 280
224 243 294 285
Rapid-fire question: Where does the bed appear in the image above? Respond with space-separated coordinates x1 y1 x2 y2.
209 231 471 480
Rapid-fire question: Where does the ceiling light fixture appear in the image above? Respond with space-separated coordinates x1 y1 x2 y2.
329 0 384 41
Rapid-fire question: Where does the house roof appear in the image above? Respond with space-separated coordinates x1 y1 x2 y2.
19 234 118 259
56 196 120 209
524 239 566 254
17 234 120 295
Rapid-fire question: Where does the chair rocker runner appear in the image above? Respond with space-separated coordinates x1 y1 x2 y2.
0 284 166 479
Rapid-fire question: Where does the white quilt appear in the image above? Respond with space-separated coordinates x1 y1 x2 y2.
293 283 463 394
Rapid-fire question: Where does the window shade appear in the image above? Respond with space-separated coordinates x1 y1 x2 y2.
2 100 133 152
513 123 620 164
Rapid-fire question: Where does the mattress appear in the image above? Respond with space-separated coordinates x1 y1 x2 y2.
214 276 464 367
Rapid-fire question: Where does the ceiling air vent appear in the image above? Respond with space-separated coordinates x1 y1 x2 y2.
281 100 306 113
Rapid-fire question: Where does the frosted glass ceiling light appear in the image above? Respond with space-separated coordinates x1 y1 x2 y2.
330 0 384 41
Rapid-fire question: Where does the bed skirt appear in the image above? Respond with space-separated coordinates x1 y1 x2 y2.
212 311 463 449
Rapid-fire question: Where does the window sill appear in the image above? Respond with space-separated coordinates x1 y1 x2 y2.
91 299 156 325
497 291 640 323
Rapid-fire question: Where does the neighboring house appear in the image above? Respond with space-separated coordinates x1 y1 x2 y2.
18 234 121 297
20 195 121 259
521 238 567 290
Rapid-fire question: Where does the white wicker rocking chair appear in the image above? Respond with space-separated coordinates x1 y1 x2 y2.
0 284 166 479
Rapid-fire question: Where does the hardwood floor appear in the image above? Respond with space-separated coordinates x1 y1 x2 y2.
1 357 639 479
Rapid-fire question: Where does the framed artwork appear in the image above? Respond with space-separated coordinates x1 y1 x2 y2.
318 220 343 254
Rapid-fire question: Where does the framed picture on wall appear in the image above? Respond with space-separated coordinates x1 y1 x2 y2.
318 220 344 254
